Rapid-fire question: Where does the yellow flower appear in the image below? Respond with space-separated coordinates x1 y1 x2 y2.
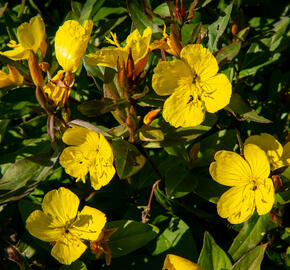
245 133 290 171
209 144 275 224
0 65 23 88
43 70 69 107
1 16 46 60
162 254 204 270
26 187 106 265
152 44 232 127
86 27 152 69
59 126 115 190
55 20 93 73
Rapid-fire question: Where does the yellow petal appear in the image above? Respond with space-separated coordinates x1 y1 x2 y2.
217 185 255 224
201 73 232 113
125 26 152 65
43 70 66 106
162 85 206 127
42 187 80 227
89 161 115 190
26 210 64 242
70 206 106 240
209 150 252 186
55 20 93 72
62 126 91 145
17 16 46 53
8 65 24 85
152 59 192 96
180 44 218 81
98 133 114 161
1 45 30 60
51 236 87 265
255 178 275 215
85 47 128 68
245 133 284 170
163 254 203 270
244 144 270 181
59 146 90 182
0 70 13 88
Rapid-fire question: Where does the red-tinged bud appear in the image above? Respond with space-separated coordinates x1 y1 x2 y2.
28 52 43 87
127 48 134 80
134 52 149 78
62 106 71 123
143 109 160 125
189 142 200 161
118 61 128 89
272 175 283 190
36 86 48 111
180 0 185 18
39 62 50 73
176 0 180 18
232 23 238 36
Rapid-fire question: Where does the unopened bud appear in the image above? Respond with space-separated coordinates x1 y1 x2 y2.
39 62 50 73
143 109 160 125
28 52 43 87
127 48 134 80
189 142 200 161
231 23 238 36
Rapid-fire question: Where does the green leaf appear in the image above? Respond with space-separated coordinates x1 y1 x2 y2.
0 87 37 119
139 126 164 142
0 119 9 144
78 98 129 117
93 7 126 22
231 244 267 270
79 0 97 23
149 216 198 260
165 163 197 199
228 214 270 261
59 260 87 270
207 2 233 52
216 42 241 65
105 220 159 258
127 0 160 33
111 139 146 178
198 231 232 270
226 93 272 123
0 152 58 205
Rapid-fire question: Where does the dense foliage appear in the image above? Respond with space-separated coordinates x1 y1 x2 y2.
0 0 289 269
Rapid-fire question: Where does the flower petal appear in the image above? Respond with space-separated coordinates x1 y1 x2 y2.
217 185 255 224
244 144 270 180
180 44 218 81
163 254 203 270
162 85 206 127
89 161 115 190
201 73 232 113
152 59 192 96
245 133 284 170
42 188 79 227
70 206 106 240
255 178 275 215
62 126 91 145
55 20 92 72
51 236 87 265
59 146 90 182
125 26 152 65
26 210 64 242
17 16 46 53
86 48 128 68
209 150 252 186
1 45 30 60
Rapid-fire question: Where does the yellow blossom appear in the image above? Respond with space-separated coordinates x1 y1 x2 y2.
43 70 69 107
209 144 275 224
1 16 46 60
59 126 115 190
162 254 204 270
26 187 106 265
245 133 290 171
0 65 23 88
152 44 232 127
86 27 152 69
55 20 93 73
